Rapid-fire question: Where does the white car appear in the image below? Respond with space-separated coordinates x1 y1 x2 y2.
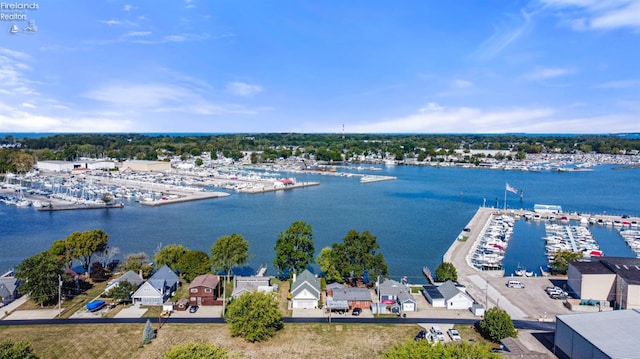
447 328 462 341
430 326 445 341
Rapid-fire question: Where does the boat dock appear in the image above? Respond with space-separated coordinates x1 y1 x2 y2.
37 203 125 211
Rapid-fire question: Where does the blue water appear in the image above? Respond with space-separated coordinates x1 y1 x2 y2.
1 165 639 282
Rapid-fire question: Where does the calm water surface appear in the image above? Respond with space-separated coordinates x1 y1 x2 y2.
1 165 638 281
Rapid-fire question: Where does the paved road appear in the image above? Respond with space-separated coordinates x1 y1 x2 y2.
0 316 555 332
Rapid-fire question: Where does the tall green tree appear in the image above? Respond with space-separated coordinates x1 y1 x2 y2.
107 280 136 304
66 229 110 274
550 250 583 274
164 342 231 359
330 229 388 282
478 307 517 342
317 247 341 283
120 252 154 278
225 291 283 342
380 339 499 359
15 251 63 306
177 250 211 282
273 221 315 278
153 244 188 272
0 340 39 359
48 239 73 268
434 262 458 282
210 234 249 283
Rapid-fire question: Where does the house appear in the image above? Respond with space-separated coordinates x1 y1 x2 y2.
422 280 474 310
105 270 144 294
231 275 277 299
330 286 372 310
188 274 223 306
290 270 320 309
132 265 179 306
567 257 640 309
0 277 19 306
378 279 417 312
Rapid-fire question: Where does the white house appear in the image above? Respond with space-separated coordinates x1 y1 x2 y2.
422 280 474 310
378 279 417 312
132 265 179 306
290 270 320 309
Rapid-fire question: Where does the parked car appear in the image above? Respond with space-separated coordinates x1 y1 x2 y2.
414 329 427 341
447 328 462 341
430 326 445 341
352 307 362 316
507 280 525 288
189 305 198 313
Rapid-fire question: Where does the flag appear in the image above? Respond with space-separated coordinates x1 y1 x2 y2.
506 183 518 194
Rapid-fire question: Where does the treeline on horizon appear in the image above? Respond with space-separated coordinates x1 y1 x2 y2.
1 133 639 170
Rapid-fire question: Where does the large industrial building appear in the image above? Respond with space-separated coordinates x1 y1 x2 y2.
554 309 640 359
567 257 640 310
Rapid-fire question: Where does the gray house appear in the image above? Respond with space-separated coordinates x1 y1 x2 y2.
105 270 144 294
232 275 277 299
0 277 19 306
132 265 179 306
378 279 417 312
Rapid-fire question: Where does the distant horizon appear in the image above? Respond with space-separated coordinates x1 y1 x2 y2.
1 2 640 133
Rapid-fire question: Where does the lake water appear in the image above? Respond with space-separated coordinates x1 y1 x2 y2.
1 164 638 282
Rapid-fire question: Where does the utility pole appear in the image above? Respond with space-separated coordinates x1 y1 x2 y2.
58 274 62 318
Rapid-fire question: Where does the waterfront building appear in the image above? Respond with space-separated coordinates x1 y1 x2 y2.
120 160 171 172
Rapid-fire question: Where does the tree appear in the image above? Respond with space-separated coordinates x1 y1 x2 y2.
317 247 341 283
435 262 458 282
142 319 156 345
478 307 517 342
48 239 73 268
210 234 249 283
120 252 154 278
0 340 39 359
330 229 388 283
177 250 210 282
273 221 315 278
550 250 583 274
380 339 499 359
164 342 231 359
153 244 188 272
65 229 110 274
107 280 136 304
15 251 63 306
225 291 283 342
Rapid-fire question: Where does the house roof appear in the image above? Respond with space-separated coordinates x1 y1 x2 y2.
326 282 344 291
0 277 18 294
189 274 220 289
379 279 408 296
573 257 640 284
149 265 179 288
132 281 162 298
232 276 272 297
291 281 320 299
422 285 444 300
111 270 144 286
291 270 319 293
438 280 463 301
332 287 371 302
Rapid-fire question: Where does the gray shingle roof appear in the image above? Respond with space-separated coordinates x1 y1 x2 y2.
332 287 371 302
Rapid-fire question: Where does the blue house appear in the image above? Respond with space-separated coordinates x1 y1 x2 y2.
132 265 179 306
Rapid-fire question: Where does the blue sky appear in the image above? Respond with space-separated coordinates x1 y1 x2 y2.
1 0 639 133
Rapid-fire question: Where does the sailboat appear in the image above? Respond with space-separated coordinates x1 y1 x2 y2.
9 23 19 34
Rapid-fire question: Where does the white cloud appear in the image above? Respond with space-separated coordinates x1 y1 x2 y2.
123 4 137 11
100 20 122 26
452 79 473 89
594 79 640 88
226 82 263 96
124 31 152 38
540 0 640 31
21 102 36 108
524 67 575 80
472 8 537 60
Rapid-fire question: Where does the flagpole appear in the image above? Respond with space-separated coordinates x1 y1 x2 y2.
504 183 507 210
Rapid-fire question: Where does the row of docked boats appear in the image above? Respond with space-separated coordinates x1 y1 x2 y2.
619 228 640 258
471 215 514 271
544 224 602 262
